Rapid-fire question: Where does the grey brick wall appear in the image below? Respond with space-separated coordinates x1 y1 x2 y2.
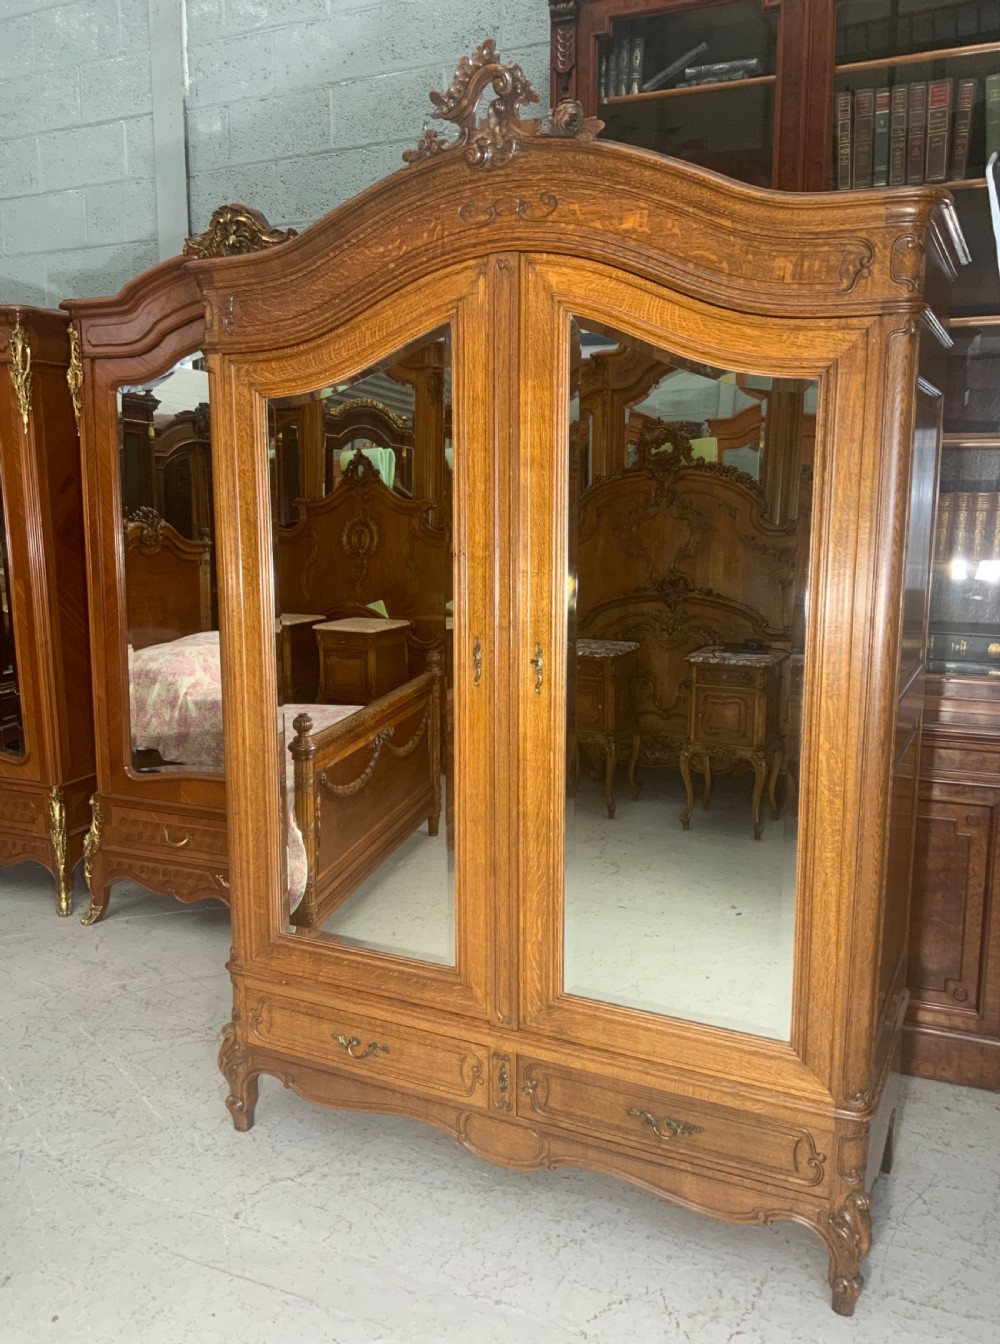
185 0 550 233
0 0 158 307
0 0 550 306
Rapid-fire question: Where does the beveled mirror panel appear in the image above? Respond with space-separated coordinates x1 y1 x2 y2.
0 474 24 758
269 327 454 965
118 355 220 776
563 320 816 1039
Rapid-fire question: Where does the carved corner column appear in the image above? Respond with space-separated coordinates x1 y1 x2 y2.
549 1 581 105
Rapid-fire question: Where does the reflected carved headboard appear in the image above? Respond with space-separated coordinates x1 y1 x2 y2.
124 509 214 650
576 454 797 763
275 450 450 653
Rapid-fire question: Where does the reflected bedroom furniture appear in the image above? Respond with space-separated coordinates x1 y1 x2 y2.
0 306 95 914
574 637 640 818
679 645 787 840
315 616 411 705
62 206 296 924
198 42 962 1315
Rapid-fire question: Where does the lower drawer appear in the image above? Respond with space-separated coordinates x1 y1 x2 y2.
517 1059 828 1190
248 993 490 1108
110 803 227 862
0 785 49 837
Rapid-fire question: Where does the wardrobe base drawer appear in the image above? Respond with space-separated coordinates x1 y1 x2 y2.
517 1059 829 1190
247 993 490 1108
108 802 228 862
0 784 50 837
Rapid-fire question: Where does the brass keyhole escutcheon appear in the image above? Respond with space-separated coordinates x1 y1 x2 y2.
530 643 544 693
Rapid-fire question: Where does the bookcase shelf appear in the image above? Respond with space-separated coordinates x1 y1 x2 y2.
602 74 776 105
836 40 1000 76
943 435 1000 448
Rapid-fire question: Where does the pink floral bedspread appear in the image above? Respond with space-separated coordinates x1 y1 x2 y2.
129 632 359 909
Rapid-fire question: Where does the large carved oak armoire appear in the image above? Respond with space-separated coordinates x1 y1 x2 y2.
200 45 962 1315
62 207 295 924
0 308 95 913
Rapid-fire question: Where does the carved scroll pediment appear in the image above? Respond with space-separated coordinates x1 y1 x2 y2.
403 37 603 170
183 204 298 258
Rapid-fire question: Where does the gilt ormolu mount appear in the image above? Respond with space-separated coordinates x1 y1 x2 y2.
404 37 603 169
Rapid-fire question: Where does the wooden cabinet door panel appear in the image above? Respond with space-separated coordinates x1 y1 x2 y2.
909 798 992 1017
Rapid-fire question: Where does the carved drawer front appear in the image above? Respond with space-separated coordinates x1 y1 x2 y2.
698 665 757 688
249 995 490 1107
695 690 756 747
110 805 228 861
0 786 49 837
517 1060 828 1190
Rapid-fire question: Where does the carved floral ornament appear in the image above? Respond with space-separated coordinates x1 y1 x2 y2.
183 204 298 259
404 38 603 170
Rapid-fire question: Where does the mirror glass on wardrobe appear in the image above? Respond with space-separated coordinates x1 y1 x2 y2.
0 477 24 757
563 318 817 1039
118 355 221 776
268 327 454 965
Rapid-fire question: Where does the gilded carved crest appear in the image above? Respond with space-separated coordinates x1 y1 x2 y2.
183 204 298 258
125 506 164 546
404 37 603 170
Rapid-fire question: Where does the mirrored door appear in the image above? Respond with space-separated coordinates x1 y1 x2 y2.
118 354 221 777
563 319 815 1041
266 328 455 963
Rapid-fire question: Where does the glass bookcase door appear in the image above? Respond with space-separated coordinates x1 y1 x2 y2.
598 1 778 187
834 0 1000 227
930 322 1000 673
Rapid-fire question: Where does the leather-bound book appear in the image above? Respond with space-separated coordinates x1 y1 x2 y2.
853 88 875 188
950 78 977 181
872 87 892 186
925 78 954 182
836 91 853 188
888 84 909 186
907 81 928 184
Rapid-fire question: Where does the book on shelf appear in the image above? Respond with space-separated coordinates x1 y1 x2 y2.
836 91 853 191
873 86 892 187
888 84 908 186
935 492 955 561
615 36 631 98
987 73 1000 161
641 41 707 94
684 58 760 82
950 78 977 181
907 81 928 185
925 78 954 183
836 75 987 189
951 491 974 557
853 88 875 189
629 36 644 97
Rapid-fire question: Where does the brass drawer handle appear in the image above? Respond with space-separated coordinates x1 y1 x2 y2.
472 635 482 686
530 642 544 693
627 1107 703 1141
162 827 192 848
336 1034 390 1060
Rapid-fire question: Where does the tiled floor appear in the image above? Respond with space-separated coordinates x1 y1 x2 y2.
2 862 999 1344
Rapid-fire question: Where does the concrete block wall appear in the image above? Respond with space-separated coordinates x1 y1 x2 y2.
0 0 158 307
0 0 551 306
184 0 551 232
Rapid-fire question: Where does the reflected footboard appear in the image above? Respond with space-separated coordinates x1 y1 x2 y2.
289 656 442 928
